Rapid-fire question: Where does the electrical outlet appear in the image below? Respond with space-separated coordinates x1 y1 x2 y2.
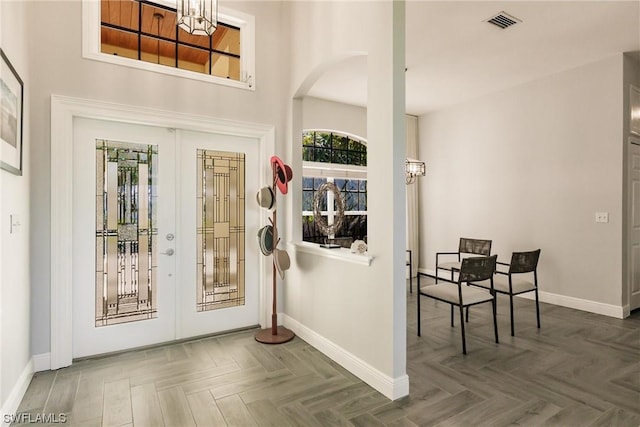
595 212 609 223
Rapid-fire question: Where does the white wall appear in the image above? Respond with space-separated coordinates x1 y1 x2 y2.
0 0 31 412
302 96 367 140
419 54 624 311
26 0 289 356
283 1 407 398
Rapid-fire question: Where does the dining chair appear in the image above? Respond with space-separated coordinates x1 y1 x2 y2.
468 249 541 336
435 238 492 283
417 255 498 354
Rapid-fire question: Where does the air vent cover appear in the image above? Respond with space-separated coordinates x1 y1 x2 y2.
486 12 521 29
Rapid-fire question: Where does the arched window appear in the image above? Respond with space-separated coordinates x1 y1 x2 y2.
302 131 367 246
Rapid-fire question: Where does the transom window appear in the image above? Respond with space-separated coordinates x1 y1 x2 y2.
83 0 255 90
101 0 240 80
302 131 367 246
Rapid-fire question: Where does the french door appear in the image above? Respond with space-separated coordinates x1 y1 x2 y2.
72 118 260 358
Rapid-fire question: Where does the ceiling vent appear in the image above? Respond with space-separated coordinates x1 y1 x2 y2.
486 12 521 29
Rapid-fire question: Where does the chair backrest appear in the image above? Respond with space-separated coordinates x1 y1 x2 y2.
459 238 492 256
509 249 541 274
458 255 497 283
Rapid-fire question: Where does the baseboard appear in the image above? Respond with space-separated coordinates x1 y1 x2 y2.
623 305 631 318
518 291 625 319
419 268 626 319
32 353 51 372
281 314 409 400
0 359 34 427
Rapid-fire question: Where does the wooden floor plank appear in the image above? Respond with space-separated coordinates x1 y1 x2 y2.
349 412 386 427
542 403 603 426
71 376 104 423
186 390 228 427
434 394 520 426
246 399 293 427
210 369 293 400
589 407 640 427
239 373 324 404
406 389 485 426
244 344 287 372
312 408 353 427
278 403 325 427
131 383 164 427
216 394 258 427
157 387 196 427
488 398 562 427
102 379 132 427
17 372 56 412
43 372 80 415
265 346 313 377
301 381 373 414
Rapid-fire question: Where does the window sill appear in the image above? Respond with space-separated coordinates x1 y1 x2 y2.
291 241 373 266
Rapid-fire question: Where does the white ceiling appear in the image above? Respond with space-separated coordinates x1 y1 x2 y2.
306 1 640 116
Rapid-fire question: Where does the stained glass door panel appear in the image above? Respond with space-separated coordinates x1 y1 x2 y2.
95 140 158 326
196 149 246 312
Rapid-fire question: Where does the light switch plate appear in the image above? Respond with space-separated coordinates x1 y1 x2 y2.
10 214 21 234
595 212 609 223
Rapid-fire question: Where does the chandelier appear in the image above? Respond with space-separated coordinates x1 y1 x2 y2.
177 0 218 36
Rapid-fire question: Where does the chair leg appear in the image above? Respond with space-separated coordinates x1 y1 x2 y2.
492 295 499 344
417 289 421 337
409 255 413 294
535 288 541 329
459 305 467 354
450 305 454 327
465 306 469 322
509 294 515 336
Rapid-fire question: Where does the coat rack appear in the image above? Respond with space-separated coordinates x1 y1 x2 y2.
255 156 295 344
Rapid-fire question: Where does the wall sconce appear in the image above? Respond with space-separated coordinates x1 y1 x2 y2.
177 0 218 36
406 158 425 184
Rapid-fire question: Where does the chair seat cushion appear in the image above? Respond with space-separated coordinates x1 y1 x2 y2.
420 283 493 306
472 275 536 294
437 261 461 271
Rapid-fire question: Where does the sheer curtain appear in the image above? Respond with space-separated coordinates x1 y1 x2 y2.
406 115 420 278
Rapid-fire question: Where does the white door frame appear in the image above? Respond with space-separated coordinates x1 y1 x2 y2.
50 95 274 369
628 136 640 316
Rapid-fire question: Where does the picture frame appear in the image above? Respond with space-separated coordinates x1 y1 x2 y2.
0 48 24 175
631 85 640 137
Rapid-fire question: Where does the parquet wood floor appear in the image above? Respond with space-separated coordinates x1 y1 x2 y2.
16 279 640 426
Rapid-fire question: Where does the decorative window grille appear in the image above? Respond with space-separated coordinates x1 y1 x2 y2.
196 149 246 311
95 140 158 326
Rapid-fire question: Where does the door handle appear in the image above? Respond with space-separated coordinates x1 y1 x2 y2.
161 249 175 256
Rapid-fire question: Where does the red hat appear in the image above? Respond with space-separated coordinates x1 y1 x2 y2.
270 155 293 195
